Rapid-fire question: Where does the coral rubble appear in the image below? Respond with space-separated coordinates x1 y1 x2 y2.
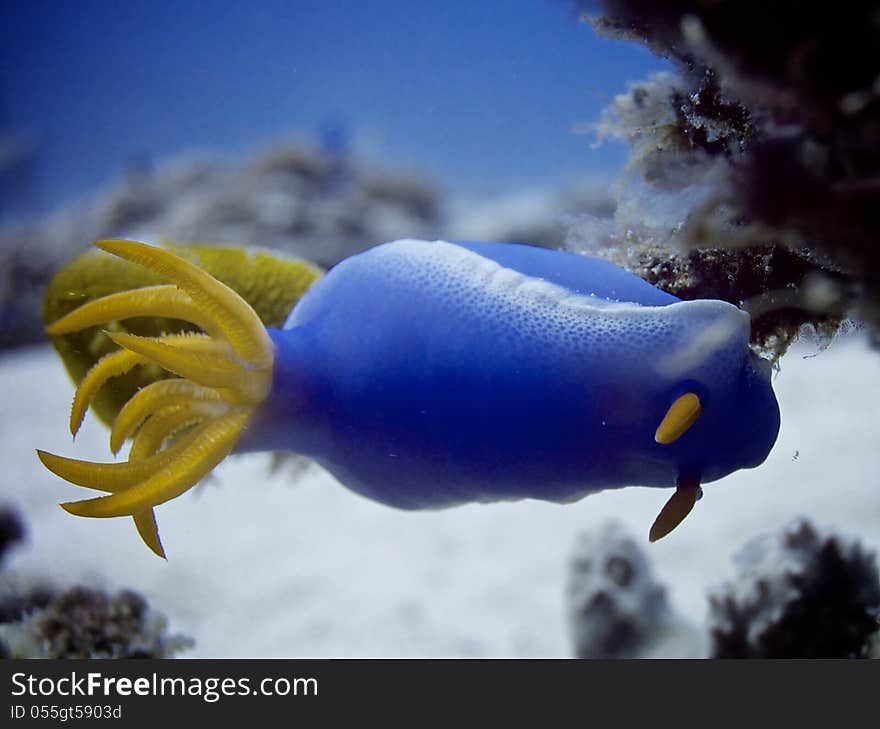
0 586 193 659
566 521 700 658
0 505 192 659
0 142 442 350
0 504 25 565
708 518 880 658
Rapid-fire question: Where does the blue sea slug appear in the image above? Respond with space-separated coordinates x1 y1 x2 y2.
38 239 780 557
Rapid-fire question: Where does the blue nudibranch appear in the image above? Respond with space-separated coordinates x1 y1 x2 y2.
38 238 780 557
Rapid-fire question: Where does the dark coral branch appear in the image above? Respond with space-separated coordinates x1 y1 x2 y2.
577 0 880 352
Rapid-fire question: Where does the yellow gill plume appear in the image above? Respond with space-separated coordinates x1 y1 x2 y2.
37 239 274 558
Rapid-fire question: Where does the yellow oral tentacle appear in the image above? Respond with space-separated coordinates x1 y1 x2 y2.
46 285 218 338
649 480 700 542
94 240 273 368
109 380 223 455
61 411 248 518
654 392 702 445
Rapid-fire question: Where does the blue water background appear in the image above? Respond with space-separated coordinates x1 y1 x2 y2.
1 0 668 217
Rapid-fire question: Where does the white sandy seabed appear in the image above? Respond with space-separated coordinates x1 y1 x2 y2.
1 332 878 657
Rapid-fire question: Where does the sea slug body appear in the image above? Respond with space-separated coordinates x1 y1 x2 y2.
39 239 780 556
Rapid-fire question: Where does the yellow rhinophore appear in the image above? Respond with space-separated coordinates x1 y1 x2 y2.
654 392 701 445
39 239 321 558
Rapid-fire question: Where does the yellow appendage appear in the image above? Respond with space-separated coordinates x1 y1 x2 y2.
37 239 274 558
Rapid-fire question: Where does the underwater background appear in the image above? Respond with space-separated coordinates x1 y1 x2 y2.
1 1 878 658
1 0 665 218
